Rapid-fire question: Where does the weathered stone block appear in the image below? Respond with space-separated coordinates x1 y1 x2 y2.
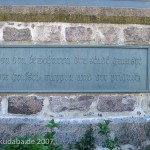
124 26 150 44
97 26 120 44
97 95 136 112
3 27 31 41
8 95 44 115
33 25 61 42
66 26 93 42
49 95 94 112
0 117 149 149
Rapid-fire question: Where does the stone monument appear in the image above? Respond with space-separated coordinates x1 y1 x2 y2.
0 0 149 149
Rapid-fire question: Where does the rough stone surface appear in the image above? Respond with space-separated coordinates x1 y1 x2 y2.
3 27 31 41
119 145 135 150
49 95 95 112
97 26 119 44
1 23 150 46
0 6 150 17
34 25 61 42
124 27 150 44
66 26 93 42
8 95 44 115
0 122 49 141
0 117 149 149
97 95 136 112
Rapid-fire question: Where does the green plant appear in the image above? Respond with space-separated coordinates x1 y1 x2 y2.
98 120 120 150
75 125 95 150
1 119 62 150
44 119 62 150
145 145 150 150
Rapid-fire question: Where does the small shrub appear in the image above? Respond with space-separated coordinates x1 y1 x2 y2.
145 145 150 150
1 119 62 150
75 125 95 150
44 119 62 150
98 120 120 150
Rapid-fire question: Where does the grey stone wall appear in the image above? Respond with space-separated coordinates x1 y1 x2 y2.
0 6 149 17
0 93 149 149
0 117 150 150
0 93 147 117
0 22 150 45
0 22 150 149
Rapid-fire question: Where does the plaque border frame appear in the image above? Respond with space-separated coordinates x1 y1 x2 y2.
0 45 149 93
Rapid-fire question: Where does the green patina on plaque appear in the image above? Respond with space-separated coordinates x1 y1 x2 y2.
0 46 148 92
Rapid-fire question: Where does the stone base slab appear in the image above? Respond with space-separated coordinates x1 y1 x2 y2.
0 117 150 149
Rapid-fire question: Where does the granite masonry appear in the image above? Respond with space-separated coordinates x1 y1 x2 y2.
0 22 150 45
0 14 149 149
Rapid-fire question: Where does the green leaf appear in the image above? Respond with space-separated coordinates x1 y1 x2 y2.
46 119 58 129
105 120 112 125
